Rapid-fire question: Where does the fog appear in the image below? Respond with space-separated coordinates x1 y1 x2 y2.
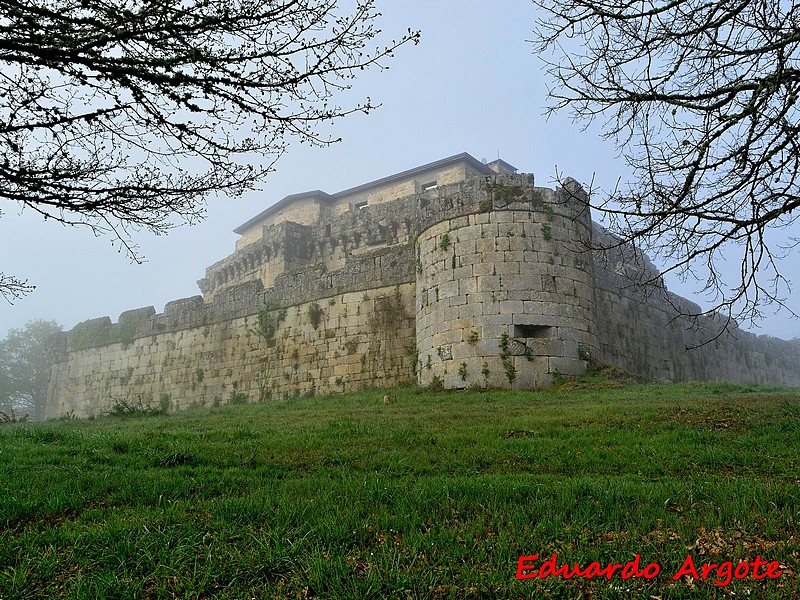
1 0 798 341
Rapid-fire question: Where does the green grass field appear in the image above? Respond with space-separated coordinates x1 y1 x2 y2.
1 380 798 598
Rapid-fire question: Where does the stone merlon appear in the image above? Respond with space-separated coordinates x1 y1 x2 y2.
45 153 800 418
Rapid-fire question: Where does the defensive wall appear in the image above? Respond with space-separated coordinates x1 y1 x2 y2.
45 154 800 418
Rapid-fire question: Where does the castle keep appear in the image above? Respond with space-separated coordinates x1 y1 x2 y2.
46 153 800 417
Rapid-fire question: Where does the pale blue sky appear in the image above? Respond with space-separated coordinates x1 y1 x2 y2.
1 0 798 340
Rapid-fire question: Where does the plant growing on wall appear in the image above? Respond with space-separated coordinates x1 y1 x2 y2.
252 301 285 340
523 345 534 361
499 332 516 385
342 338 359 355
120 367 134 386
308 302 324 330
257 364 273 403
503 359 516 385
69 317 113 351
488 182 525 205
116 318 138 349
578 345 591 362
499 332 510 355
481 362 490 386
369 288 410 332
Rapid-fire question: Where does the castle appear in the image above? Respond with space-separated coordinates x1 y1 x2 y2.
46 153 800 417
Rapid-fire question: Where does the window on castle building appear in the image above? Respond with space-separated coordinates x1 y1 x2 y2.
354 201 368 210
421 181 438 192
514 324 550 338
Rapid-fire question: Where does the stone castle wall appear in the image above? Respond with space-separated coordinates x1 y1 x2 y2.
46 259 417 418
415 180 597 389
199 192 419 301
594 270 800 385
46 173 800 418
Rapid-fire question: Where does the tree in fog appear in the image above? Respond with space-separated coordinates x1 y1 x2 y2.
0 0 419 301
533 0 800 328
0 320 62 420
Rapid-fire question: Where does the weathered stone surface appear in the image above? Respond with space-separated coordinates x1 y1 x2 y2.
46 157 800 419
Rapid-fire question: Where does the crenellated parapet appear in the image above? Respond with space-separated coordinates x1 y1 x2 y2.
45 153 800 419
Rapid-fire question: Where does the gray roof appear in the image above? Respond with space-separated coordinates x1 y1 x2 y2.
233 152 507 234
487 158 518 173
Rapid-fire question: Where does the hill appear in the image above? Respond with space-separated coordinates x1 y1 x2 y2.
1 382 798 598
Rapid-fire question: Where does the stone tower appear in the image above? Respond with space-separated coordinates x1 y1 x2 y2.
45 153 800 420
415 175 597 388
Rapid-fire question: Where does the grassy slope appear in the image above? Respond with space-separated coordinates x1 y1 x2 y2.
0 381 798 599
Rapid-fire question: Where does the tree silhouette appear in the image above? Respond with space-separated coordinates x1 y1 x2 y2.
533 0 800 330
0 0 419 301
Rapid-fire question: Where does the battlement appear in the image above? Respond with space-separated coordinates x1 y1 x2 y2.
199 153 515 301
45 154 800 418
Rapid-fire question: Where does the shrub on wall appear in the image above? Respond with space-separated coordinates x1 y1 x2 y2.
308 302 324 330
253 302 284 340
370 287 410 333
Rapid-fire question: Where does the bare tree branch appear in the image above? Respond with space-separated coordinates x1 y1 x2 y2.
0 272 35 304
0 0 420 297
533 0 800 330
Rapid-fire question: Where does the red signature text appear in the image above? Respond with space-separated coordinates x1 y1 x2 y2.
516 553 784 586
516 553 659 580
672 554 783 586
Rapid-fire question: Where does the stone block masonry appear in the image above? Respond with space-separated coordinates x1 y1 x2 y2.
415 179 596 389
46 154 800 418
47 282 417 419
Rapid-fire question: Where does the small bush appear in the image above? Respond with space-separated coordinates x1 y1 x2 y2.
427 375 444 391
0 409 28 424
481 362 490 385
254 303 277 339
107 397 164 418
308 302 324 330
229 391 248 405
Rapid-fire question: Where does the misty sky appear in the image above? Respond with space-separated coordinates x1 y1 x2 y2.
1 0 798 341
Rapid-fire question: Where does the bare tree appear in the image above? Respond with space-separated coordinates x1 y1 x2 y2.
533 0 800 329
0 0 419 299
